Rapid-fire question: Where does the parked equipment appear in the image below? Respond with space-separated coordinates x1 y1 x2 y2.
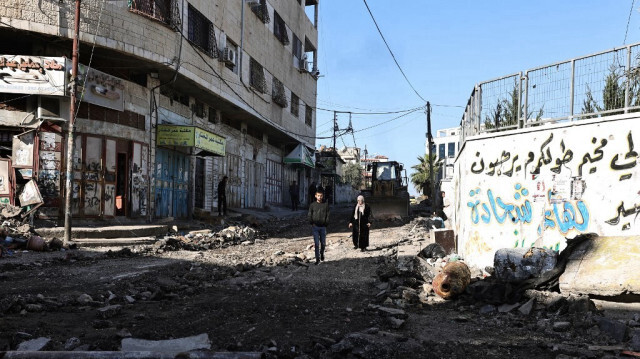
362 161 410 218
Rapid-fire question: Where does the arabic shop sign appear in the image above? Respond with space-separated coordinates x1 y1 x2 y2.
77 63 125 111
157 125 226 156
0 55 67 96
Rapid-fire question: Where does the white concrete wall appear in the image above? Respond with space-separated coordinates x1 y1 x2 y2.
455 115 640 268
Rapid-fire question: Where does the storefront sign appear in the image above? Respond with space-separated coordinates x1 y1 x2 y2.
157 125 226 156
77 63 125 111
0 55 67 96
12 130 36 168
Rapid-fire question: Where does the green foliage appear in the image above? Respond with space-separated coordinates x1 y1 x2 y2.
484 81 542 131
341 162 363 189
581 64 640 117
410 154 440 196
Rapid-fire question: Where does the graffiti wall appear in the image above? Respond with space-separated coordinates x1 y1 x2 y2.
456 117 640 268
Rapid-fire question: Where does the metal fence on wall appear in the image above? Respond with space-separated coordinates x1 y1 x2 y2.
462 42 640 140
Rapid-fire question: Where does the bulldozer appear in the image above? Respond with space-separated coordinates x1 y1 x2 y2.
362 161 410 219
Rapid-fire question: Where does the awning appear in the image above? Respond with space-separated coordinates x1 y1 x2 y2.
156 125 225 156
284 143 315 168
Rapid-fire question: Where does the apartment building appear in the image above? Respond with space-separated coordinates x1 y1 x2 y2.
0 0 319 220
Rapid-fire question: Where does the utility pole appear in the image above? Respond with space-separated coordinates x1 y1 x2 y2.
63 0 81 245
331 111 337 205
426 102 435 208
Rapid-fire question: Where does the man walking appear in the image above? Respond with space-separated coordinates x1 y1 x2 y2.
217 176 228 216
308 189 329 265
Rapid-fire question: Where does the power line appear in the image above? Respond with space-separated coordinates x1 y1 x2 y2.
362 0 427 103
624 0 636 45
352 108 423 133
315 106 423 114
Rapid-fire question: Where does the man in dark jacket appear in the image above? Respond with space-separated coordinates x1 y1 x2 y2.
217 176 228 216
308 189 330 265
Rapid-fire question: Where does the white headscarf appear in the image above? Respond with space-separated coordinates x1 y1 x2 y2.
354 195 365 219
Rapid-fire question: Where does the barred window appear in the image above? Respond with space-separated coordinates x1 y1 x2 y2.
250 57 267 94
292 34 302 64
129 0 179 28
290 93 299 117
188 4 216 57
250 0 270 24
273 11 289 45
272 78 288 108
305 104 312 127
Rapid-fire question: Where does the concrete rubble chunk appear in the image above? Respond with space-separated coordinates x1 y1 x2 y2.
630 328 640 351
594 317 628 343
97 304 122 319
479 304 497 315
121 333 211 353
553 321 572 332
494 247 558 283
77 294 93 304
368 304 407 318
498 302 520 313
518 298 535 316
386 317 405 329
16 337 50 351
64 337 81 351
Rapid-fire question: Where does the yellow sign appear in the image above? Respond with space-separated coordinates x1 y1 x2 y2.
194 128 225 156
156 125 225 156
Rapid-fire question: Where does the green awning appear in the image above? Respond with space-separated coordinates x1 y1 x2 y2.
156 125 225 156
284 144 315 168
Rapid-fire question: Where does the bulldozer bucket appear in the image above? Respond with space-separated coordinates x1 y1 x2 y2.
367 195 410 220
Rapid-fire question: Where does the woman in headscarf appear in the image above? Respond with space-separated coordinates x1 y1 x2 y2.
348 195 372 251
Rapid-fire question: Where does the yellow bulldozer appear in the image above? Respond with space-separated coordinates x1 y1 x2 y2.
362 161 410 219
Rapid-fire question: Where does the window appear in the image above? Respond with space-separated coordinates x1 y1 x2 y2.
188 4 216 57
292 34 303 69
290 93 299 117
129 0 179 28
438 144 445 159
448 143 456 158
272 77 288 108
305 104 312 127
273 11 289 45
249 57 267 93
250 0 270 24
193 100 205 118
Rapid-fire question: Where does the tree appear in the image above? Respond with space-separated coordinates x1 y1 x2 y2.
484 81 543 131
410 154 440 197
581 64 640 117
341 162 364 189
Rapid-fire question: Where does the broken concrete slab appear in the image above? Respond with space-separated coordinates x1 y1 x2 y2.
494 247 557 283
559 236 640 297
594 317 628 343
121 333 211 353
16 337 50 351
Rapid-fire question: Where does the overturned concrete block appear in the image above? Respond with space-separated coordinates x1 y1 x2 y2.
559 236 640 297
494 247 557 283
432 262 471 299
17 337 50 351
121 333 211 353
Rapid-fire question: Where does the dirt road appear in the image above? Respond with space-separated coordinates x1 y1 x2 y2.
0 207 635 358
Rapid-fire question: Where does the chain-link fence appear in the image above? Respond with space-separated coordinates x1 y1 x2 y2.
462 42 640 140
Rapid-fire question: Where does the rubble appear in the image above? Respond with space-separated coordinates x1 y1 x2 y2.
432 262 471 299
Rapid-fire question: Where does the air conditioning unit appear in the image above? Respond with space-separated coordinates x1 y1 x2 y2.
37 96 66 122
223 47 236 65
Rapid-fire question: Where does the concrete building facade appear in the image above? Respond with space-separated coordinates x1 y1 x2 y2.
0 0 319 220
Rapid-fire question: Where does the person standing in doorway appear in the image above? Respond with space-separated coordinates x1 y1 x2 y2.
289 180 300 211
217 176 228 216
308 189 330 265
348 195 372 251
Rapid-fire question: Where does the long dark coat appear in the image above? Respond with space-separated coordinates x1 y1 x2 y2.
349 203 372 249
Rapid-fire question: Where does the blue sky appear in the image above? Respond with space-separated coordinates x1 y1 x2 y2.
312 1 640 195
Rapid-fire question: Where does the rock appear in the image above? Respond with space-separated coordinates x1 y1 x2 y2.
16 337 50 351
497 302 520 313
25 304 43 312
386 317 405 329
494 247 557 283
402 288 419 303
518 298 535 316
97 304 122 319
553 321 572 332
77 294 93 304
122 333 211 353
594 317 628 343
64 337 81 350
117 329 132 338
92 320 113 329
566 294 596 313
241 240 252 246
369 304 407 318
479 304 496 315
630 328 640 351
414 256 438 281
125 295 135 304
523 290 567 311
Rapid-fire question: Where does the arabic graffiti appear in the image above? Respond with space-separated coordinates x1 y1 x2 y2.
467 184 533 225
605 200 640 229
469 130 637 180
537 190 590 235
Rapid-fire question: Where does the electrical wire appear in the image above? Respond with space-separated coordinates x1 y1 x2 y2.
362 0 427 103
315 106 424 114
624 0 636 45
352 107 422 133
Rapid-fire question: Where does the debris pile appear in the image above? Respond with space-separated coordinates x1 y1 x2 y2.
151 225 265 252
